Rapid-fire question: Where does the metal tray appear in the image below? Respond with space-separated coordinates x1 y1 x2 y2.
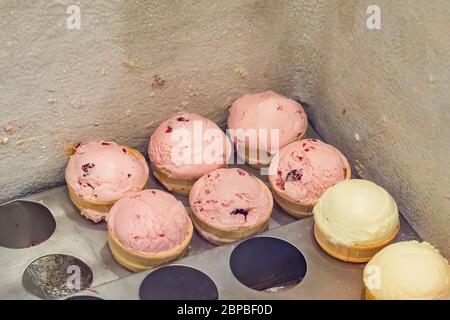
0 127 420 300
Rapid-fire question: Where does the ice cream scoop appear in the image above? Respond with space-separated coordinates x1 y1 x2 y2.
107 189 193 271
190 168 272 228
314 179 399 246
149 113 230 180
108 189 191 253
65 141 149 222
269 139 349 203
227 91 307 155
364 241 450 300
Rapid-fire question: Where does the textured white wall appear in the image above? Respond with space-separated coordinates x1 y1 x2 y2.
0 0 449 256
285 0 450 257
0 0 296 198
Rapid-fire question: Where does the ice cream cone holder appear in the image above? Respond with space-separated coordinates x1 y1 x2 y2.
0 126 420 300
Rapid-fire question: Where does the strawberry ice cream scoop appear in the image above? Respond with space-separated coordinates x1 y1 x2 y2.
108 190 191 253
227 91 307 154
269 139 349 203
65 141 149 203
189 168 272 228
149 113 230 180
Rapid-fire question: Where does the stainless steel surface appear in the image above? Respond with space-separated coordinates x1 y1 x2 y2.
72 215 419 300
229 237 307 291
0 186 126 300
139 265 219 300
0 200 56 249
0 168 299 300
22 254 93 299
0 126 421 299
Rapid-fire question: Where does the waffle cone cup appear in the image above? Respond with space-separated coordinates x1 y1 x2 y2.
151 165 200 196
67 186 115 219
364 287 377 300
271 163 351 219
237 131 306 169
313 222 400 263
108 219 193 272
67 146 147 222
239 144 271 169
190 179 273 245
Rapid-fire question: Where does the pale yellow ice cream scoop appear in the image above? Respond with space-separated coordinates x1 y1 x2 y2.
314 179 399 245
313 179 400 263
363 241 450 300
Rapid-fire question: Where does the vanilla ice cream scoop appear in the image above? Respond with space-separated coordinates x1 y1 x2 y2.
364 241 450 300
314 179 399 246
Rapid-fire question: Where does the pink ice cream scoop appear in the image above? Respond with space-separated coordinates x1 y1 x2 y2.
149 113 230 180
269 139 349 202
107 189 191 253
65 141 149 203
227 91 307 154
189 168 272 228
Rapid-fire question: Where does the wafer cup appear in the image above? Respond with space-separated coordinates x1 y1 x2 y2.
151 165 201 196
108 219 193 272
237 144 272 169
271 163 352 218
236 131 306 169
67 147 147 222
190 179 273 245
364 287 377 300
313 222 400 263
67 186 115 221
